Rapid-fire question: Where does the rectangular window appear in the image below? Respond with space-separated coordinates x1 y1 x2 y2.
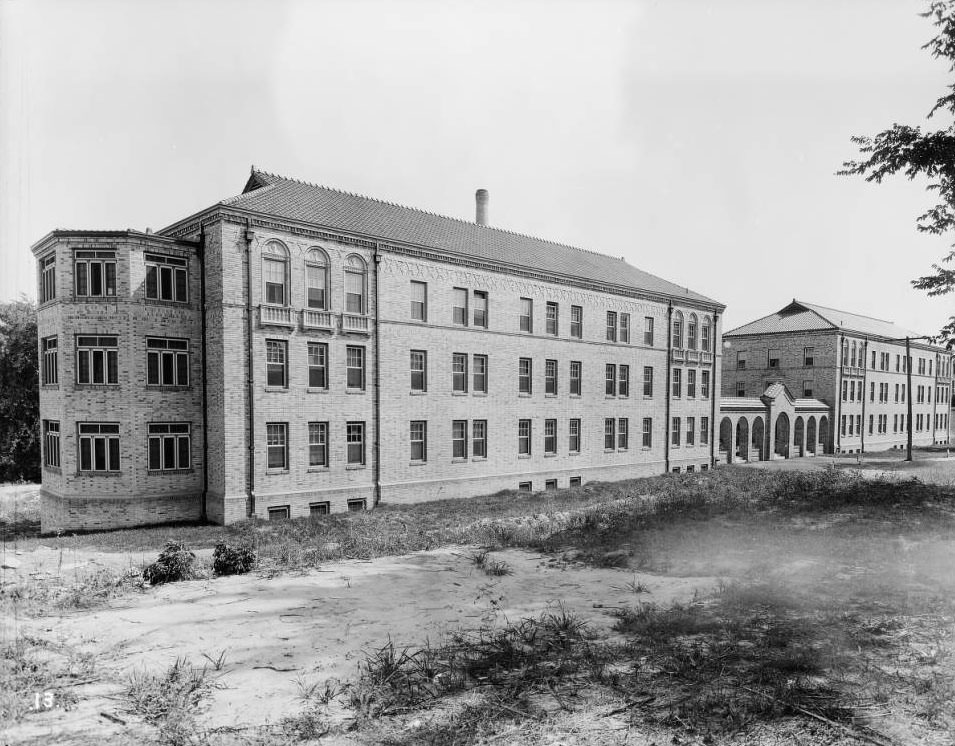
570 361 582 395
605 364 616 396
308 342 328 389
518 481 532 492
618 418 629 449
310 502 330 516
686 417 695 446
144 253 188 303
74 251 116 298
266 340 287 388
870 381 875 402
619 364 629 397
701 321 710 352
569 418 580 453
519 357 532 394
546 302 558 335
606 311 617 342
520 298 533 332
306 262 326 310
452 420 468 459
410 420 427 462
473 290 488 328
410 281 427 321
410 350 427 392
736 381 745 397
77 422 120 472
346 346 365 390
76 335 119 385
268 506 290 521
346 422 365 465
841 414 847 436
452 353 468 393
347 499 367 512
604 418 616 450
620 313 630 343
145 338 189 387
544 418 557 454
569 476 582 487
842 380 848 401
345 267 365 313
518 419 532 455
642 418 652 448
473 420 487 458
469 354 486 393
148 423 191 471
701 417 709 444
803 380 813 397
643 366 653 397
545 479 558 491
672 368 682 398
687 369 696 398
42 336 58 385
872 350 877 369
39 254 56 303
309 422 328 467
570 305 582 338
672 417 681 446
545 359 557 394
43 420 60 468
452 288 468 326
643 316 654 346
736 352 747 370
856 414 861 435
263 257 286 305
768 349 780 368
266 423 287 469
701 370 710 398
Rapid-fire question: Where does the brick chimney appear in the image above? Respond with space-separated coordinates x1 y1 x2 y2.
475 189 489 225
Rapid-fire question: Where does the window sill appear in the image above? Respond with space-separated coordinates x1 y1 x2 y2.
619 395 630 399
307 466 330 472
642 446 652 451
146 385 192 392
410 390 427 395
265 469 289 475
144 298 191 307
471 456 487 462
618 448 629 452
544 453 556 458
570 394 581 399
307 387 329 394
72 295 119 303
569 451 579 456
472 392 487 397
451 457 467 463
452 391 468 396
346 389 367 395
43 465 62 474
76 471 122 477
519 393 532 398
41 384 60 390
74 384 120 390
603 449 614 454
409 460 427 467
545 393 557 398
518 454 531 459
346 463 366 470
264 387 288 394
147 468 195 476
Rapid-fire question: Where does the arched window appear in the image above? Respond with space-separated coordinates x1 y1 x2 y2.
701 316 711 352
851 341 857 368
671 311 684 349
262 241 289 306
344 255 367 314
841 339 849 366
305 248 329 310
687 314 698 350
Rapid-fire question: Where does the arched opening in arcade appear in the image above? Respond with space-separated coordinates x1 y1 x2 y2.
774 413 790 458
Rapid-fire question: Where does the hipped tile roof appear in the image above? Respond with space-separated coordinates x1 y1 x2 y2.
725 300 926 341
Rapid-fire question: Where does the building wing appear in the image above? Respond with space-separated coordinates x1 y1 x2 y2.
725 299 924 340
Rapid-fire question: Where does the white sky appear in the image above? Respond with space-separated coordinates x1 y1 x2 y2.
1 0 952 334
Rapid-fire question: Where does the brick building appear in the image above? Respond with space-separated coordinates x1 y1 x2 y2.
33 169 724 532
718 300 952 459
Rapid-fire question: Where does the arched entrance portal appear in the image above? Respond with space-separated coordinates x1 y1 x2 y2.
719 417 733 464
774 413 790 458
794 417 805 457
806 417 817 454
735 418 749 461
819 416 830 454
751 417 765 461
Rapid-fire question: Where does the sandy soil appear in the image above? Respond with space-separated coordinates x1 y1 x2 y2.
4 545 718 745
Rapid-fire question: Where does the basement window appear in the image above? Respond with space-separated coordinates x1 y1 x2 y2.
267 506 290 521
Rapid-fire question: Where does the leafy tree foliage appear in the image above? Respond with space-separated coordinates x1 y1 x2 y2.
0 298 40 482
841 2 955 344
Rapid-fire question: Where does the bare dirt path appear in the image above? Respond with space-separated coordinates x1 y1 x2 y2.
5 546 717 744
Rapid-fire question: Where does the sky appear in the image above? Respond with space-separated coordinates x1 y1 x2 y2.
1 0 953 335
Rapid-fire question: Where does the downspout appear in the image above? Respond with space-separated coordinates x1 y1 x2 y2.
860 337 868 454
244 220 256 517
198 226 209 521
931 351 939 444
835 334 843 455
664 302 672 472
373 244 382 507
710 310 719 468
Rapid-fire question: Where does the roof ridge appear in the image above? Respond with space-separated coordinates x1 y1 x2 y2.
796 299 896 325
221 182 278 205
725 305 832 335
246 168 623 263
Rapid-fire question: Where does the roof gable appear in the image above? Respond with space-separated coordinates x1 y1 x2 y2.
726 299 926 341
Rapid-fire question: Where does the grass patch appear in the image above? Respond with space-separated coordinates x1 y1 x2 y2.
0 634 95 722
470 549 512 577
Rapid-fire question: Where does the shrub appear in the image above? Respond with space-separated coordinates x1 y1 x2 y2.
212 542 256 576
142 542 197 585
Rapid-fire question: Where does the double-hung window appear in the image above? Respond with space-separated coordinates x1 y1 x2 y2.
266 340 287 388
346 346 365 390
687 369 696 398
344 256 367 314
411 350 427 392
642 418 652 448
569 419 580 453
672 368 682 398
147 338 189 386
643 316 654 346
472 420 487 458
618 364 629 397
309 422 329 467
606 311 617 342
74 251 116 298
604 418 615 450
518 358 532 394
410 421 427 462
546 302 558 335
78 423 120 472
76 335 118 385
346 422 365 465
305 250 328 309
672 417 681 446
701 319 710 352
308 342 328 389
42 337 58 385
263 246 288 305
643 366 653 397
701 370 710 398
452 288 468 326
605 364 616 396
518 419 532 455
39 254 56 303
544 419 557 454
43 421 60 468
545 359 557 394
266 423 288 469
620 313 630 343
701 417 709 444
148 423 191 471
570 306 582 338
570 361 582 395
452 420 468 459
618 418 629 450
452 353 468 393
473 291 488 328
473 354 488 393
520 298 533 332
410 281 427 321
145 253 188 302
686 417 695 446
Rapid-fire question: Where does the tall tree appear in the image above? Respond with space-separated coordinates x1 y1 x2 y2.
841 1 955 345
0 298 40 482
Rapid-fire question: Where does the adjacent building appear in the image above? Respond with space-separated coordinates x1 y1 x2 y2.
718 300 952 461
33 169 724 532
